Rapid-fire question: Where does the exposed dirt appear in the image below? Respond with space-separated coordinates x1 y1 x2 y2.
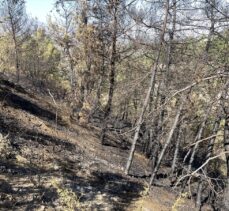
0 77 198 210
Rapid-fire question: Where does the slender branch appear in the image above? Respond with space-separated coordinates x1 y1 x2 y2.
184 134 223 149
175 151 229 187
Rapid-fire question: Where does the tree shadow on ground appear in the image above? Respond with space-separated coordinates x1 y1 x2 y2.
0 83 65 125
0 161 59 210
0 112 76 153
0 122 144 211
0 82 145 210
0 158 144 210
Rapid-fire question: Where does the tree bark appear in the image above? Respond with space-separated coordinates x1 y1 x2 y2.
171 125 182 176
8 6 20 82
15 46 20 82
148 95 185 188
125 0 170 175
223 112 229 210
205 0 216 55
187 86 227 175
196 117 220 210
100 0 118 144
66 46 76 90
182 83 228 190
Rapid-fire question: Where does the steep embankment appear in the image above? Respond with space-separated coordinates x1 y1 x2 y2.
0 77 195 210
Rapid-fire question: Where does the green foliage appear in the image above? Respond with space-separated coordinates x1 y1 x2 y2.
21 28 61 81
0 36 15 73
208 33 229 64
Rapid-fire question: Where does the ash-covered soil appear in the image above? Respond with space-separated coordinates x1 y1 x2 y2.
0 77 196 211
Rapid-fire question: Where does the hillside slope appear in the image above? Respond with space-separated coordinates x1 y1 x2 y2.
0 77 196 210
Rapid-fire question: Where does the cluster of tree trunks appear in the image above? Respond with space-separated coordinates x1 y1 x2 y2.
1 0 229 209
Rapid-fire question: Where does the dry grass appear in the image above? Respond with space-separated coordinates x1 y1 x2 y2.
128 187 196 211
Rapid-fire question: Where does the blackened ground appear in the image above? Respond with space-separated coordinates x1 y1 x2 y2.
0 77 198 211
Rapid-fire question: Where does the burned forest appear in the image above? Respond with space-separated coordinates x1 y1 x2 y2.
0 0 229 210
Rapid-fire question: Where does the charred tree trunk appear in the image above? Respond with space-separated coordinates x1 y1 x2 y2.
72 0 89 120
15 46 20 83
187 118 208 174
204 0 216 56
9 13 20 82
224 114 229 210
171 124 182 176
223 108 229 209
181 82 228 198
144 128 153 156
225 116 229 177
148 96 184 188
149 140 160 173
125 0 169 175
88 61 105 122
66 46 76 90
156 0 177 143
196 117 220 210
193 5 217 197
183 87 226 190
100 0 118 144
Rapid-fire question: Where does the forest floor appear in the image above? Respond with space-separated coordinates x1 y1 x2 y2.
0 76 200 210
